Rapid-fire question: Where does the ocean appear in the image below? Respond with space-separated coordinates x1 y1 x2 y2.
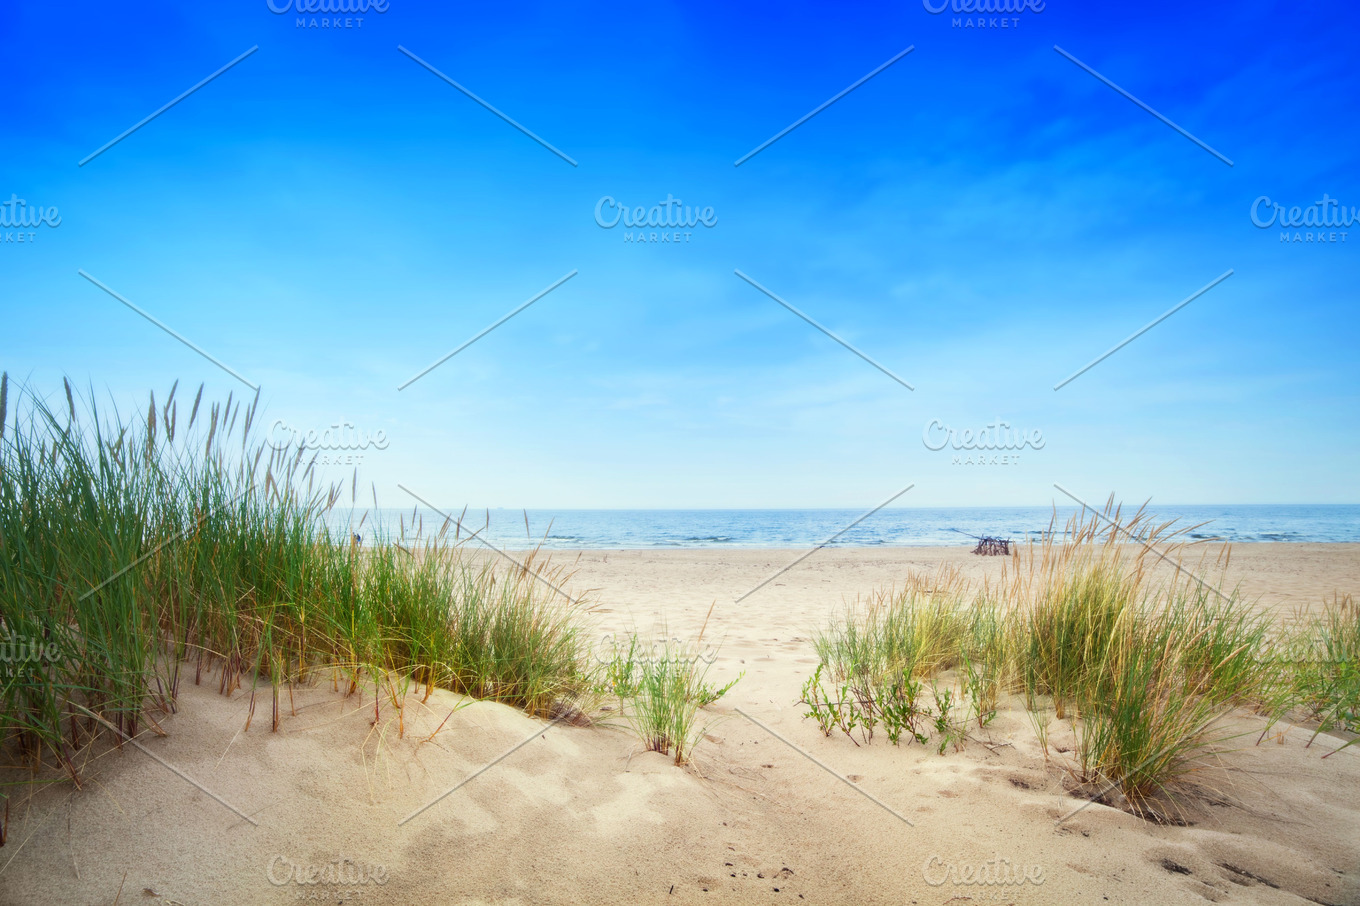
333 504 1360 550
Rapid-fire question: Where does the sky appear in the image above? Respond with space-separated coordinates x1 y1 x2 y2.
2 0 1357 510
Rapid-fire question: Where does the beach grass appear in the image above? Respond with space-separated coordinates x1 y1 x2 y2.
601 631 738 765
804 504 1346 817
1289 593 1360 747
0 376 593 786
813 571 975 685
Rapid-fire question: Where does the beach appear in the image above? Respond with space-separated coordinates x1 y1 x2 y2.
2 542 1357 905
8 2 1358 903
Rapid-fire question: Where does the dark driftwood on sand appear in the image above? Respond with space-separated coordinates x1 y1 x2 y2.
971 536 1011 556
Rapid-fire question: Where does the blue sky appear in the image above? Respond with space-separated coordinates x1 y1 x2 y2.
2 0 1357 509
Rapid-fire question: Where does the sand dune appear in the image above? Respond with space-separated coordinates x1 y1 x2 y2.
2 543 1357 905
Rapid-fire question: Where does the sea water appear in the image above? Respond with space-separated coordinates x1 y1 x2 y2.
332 504 1360 550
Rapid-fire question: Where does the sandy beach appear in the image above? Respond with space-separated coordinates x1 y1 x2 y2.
2 543 1358 905
9 2 1360 903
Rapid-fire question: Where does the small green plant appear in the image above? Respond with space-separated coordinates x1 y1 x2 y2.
803 568 991 751
800 664 865 743
600 633 646 699
874 669 929 746
800 666 837 737
696 672 742 707
801 663 937 748
930 682 970 754
607 634 738 765
959 650 998 729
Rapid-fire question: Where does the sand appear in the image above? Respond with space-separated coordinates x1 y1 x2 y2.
1 543 1357 905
